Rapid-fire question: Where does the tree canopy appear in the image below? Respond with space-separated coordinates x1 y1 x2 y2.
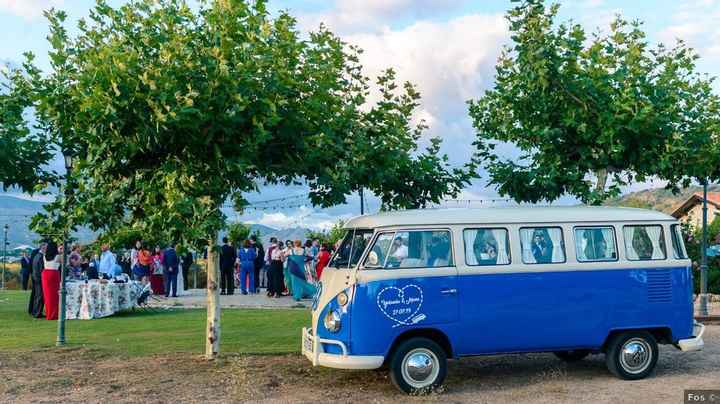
468 0 720 204
227 222 251 246
44 0 476 247
0 56 55 193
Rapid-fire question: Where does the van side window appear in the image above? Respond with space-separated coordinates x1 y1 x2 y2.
463 228 510 266
574 227 617 262
670 224 687 259
623 225 666 260
364 230 454 269
519 227 565 264
364 232 395 268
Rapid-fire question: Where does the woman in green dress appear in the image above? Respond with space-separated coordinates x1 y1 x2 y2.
286 240 317 301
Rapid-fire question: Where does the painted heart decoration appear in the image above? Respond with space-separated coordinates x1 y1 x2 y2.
376 284 424 326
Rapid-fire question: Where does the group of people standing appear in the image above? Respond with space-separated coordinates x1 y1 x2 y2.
24 238 196 320
130 241 194 298
25 240 99 321
23 233 334 320
218 236 332 301
26 241 62 320
219 235 264 295
265 238 331 301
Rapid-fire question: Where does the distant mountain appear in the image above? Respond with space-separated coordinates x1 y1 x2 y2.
0 195 96 249
241 223 313 246
603 185 720 214
0 195 48 248
248 224 277 237
1 194 323 252
216 222 313 246
267 227 313 244
0 195 46 211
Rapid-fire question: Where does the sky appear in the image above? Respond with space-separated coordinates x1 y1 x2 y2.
1 0 719 230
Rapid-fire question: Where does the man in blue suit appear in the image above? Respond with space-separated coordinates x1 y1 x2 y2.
163 243 180 298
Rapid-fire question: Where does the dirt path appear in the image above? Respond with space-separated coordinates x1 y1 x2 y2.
2 326 718 403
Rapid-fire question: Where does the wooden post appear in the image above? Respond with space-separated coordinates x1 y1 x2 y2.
205 235 221 359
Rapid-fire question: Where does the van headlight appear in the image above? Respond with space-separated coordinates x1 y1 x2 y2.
323 309 341 333
336 291 348 306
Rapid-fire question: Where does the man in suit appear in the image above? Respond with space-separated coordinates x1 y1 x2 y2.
28 243 46 318
20 251 32 290
219 237 236 295
162 243 180 298
181 249 193 291
250 235 264 293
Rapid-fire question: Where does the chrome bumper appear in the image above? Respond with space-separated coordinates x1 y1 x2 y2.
301 327 384 370
677 322 705 352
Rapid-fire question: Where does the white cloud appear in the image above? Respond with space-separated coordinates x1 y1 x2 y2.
0 0 64 19
299 0 468 35
245 206 352 230
336 13 507 162
345 14 507 102
658 0 720 59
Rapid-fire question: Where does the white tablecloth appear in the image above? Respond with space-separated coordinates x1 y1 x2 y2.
65 280 141 320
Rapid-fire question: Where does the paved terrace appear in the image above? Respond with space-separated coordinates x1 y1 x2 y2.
149 288 311 309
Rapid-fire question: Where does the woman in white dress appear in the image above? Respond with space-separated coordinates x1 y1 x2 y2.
175 261 188 296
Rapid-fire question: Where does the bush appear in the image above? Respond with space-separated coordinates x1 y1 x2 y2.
188 260 207 289
1 263 23 290
683 222 720 294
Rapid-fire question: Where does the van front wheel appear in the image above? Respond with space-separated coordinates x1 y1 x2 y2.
605 331 658 380
390 337 447 395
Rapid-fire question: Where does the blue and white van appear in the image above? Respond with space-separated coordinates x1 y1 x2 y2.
302 207 705 394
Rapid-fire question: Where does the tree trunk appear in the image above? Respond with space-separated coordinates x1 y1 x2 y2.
205 235 221 360
594 168 608 196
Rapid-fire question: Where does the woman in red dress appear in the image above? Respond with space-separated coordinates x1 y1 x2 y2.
315 243 331 280
41 241 62 321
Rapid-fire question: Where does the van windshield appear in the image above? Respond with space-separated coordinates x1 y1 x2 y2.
330 229 374 269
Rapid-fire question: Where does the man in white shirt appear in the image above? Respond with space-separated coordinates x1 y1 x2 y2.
130 240 141 270
99 244 117 278
391 237 409 260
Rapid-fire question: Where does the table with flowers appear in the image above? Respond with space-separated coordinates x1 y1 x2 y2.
65 280 141 320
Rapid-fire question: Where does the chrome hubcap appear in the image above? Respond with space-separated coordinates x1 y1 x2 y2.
401 348 439 388
619 338 652 374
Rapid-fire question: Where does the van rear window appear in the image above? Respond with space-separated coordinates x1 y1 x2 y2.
671 224 687 259
623 225 666 260
519 227 566 264
574 227 617 262
463 228 510 266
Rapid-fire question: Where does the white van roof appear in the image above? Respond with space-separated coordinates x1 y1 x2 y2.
344 206 676 229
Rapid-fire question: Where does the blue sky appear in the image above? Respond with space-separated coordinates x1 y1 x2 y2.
2 0 719 229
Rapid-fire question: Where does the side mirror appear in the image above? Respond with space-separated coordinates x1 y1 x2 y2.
367 251 379 266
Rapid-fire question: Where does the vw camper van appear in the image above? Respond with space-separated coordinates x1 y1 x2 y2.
302 207 705 394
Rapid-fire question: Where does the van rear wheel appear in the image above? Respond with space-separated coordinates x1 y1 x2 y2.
554 349 590 362
605 331 658 380
390 337 447 395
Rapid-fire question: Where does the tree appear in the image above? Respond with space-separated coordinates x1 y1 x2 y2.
227 222 251 246
42 0 476 359
0 10 86 238
468 0 720 205
0 57 54 193
306 219 346 246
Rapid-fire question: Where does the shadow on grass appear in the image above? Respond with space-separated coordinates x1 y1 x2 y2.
111 307 192 319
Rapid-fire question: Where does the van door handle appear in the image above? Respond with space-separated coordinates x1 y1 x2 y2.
440 288 457 295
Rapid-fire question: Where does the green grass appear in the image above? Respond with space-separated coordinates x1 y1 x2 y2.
0 290 309 357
